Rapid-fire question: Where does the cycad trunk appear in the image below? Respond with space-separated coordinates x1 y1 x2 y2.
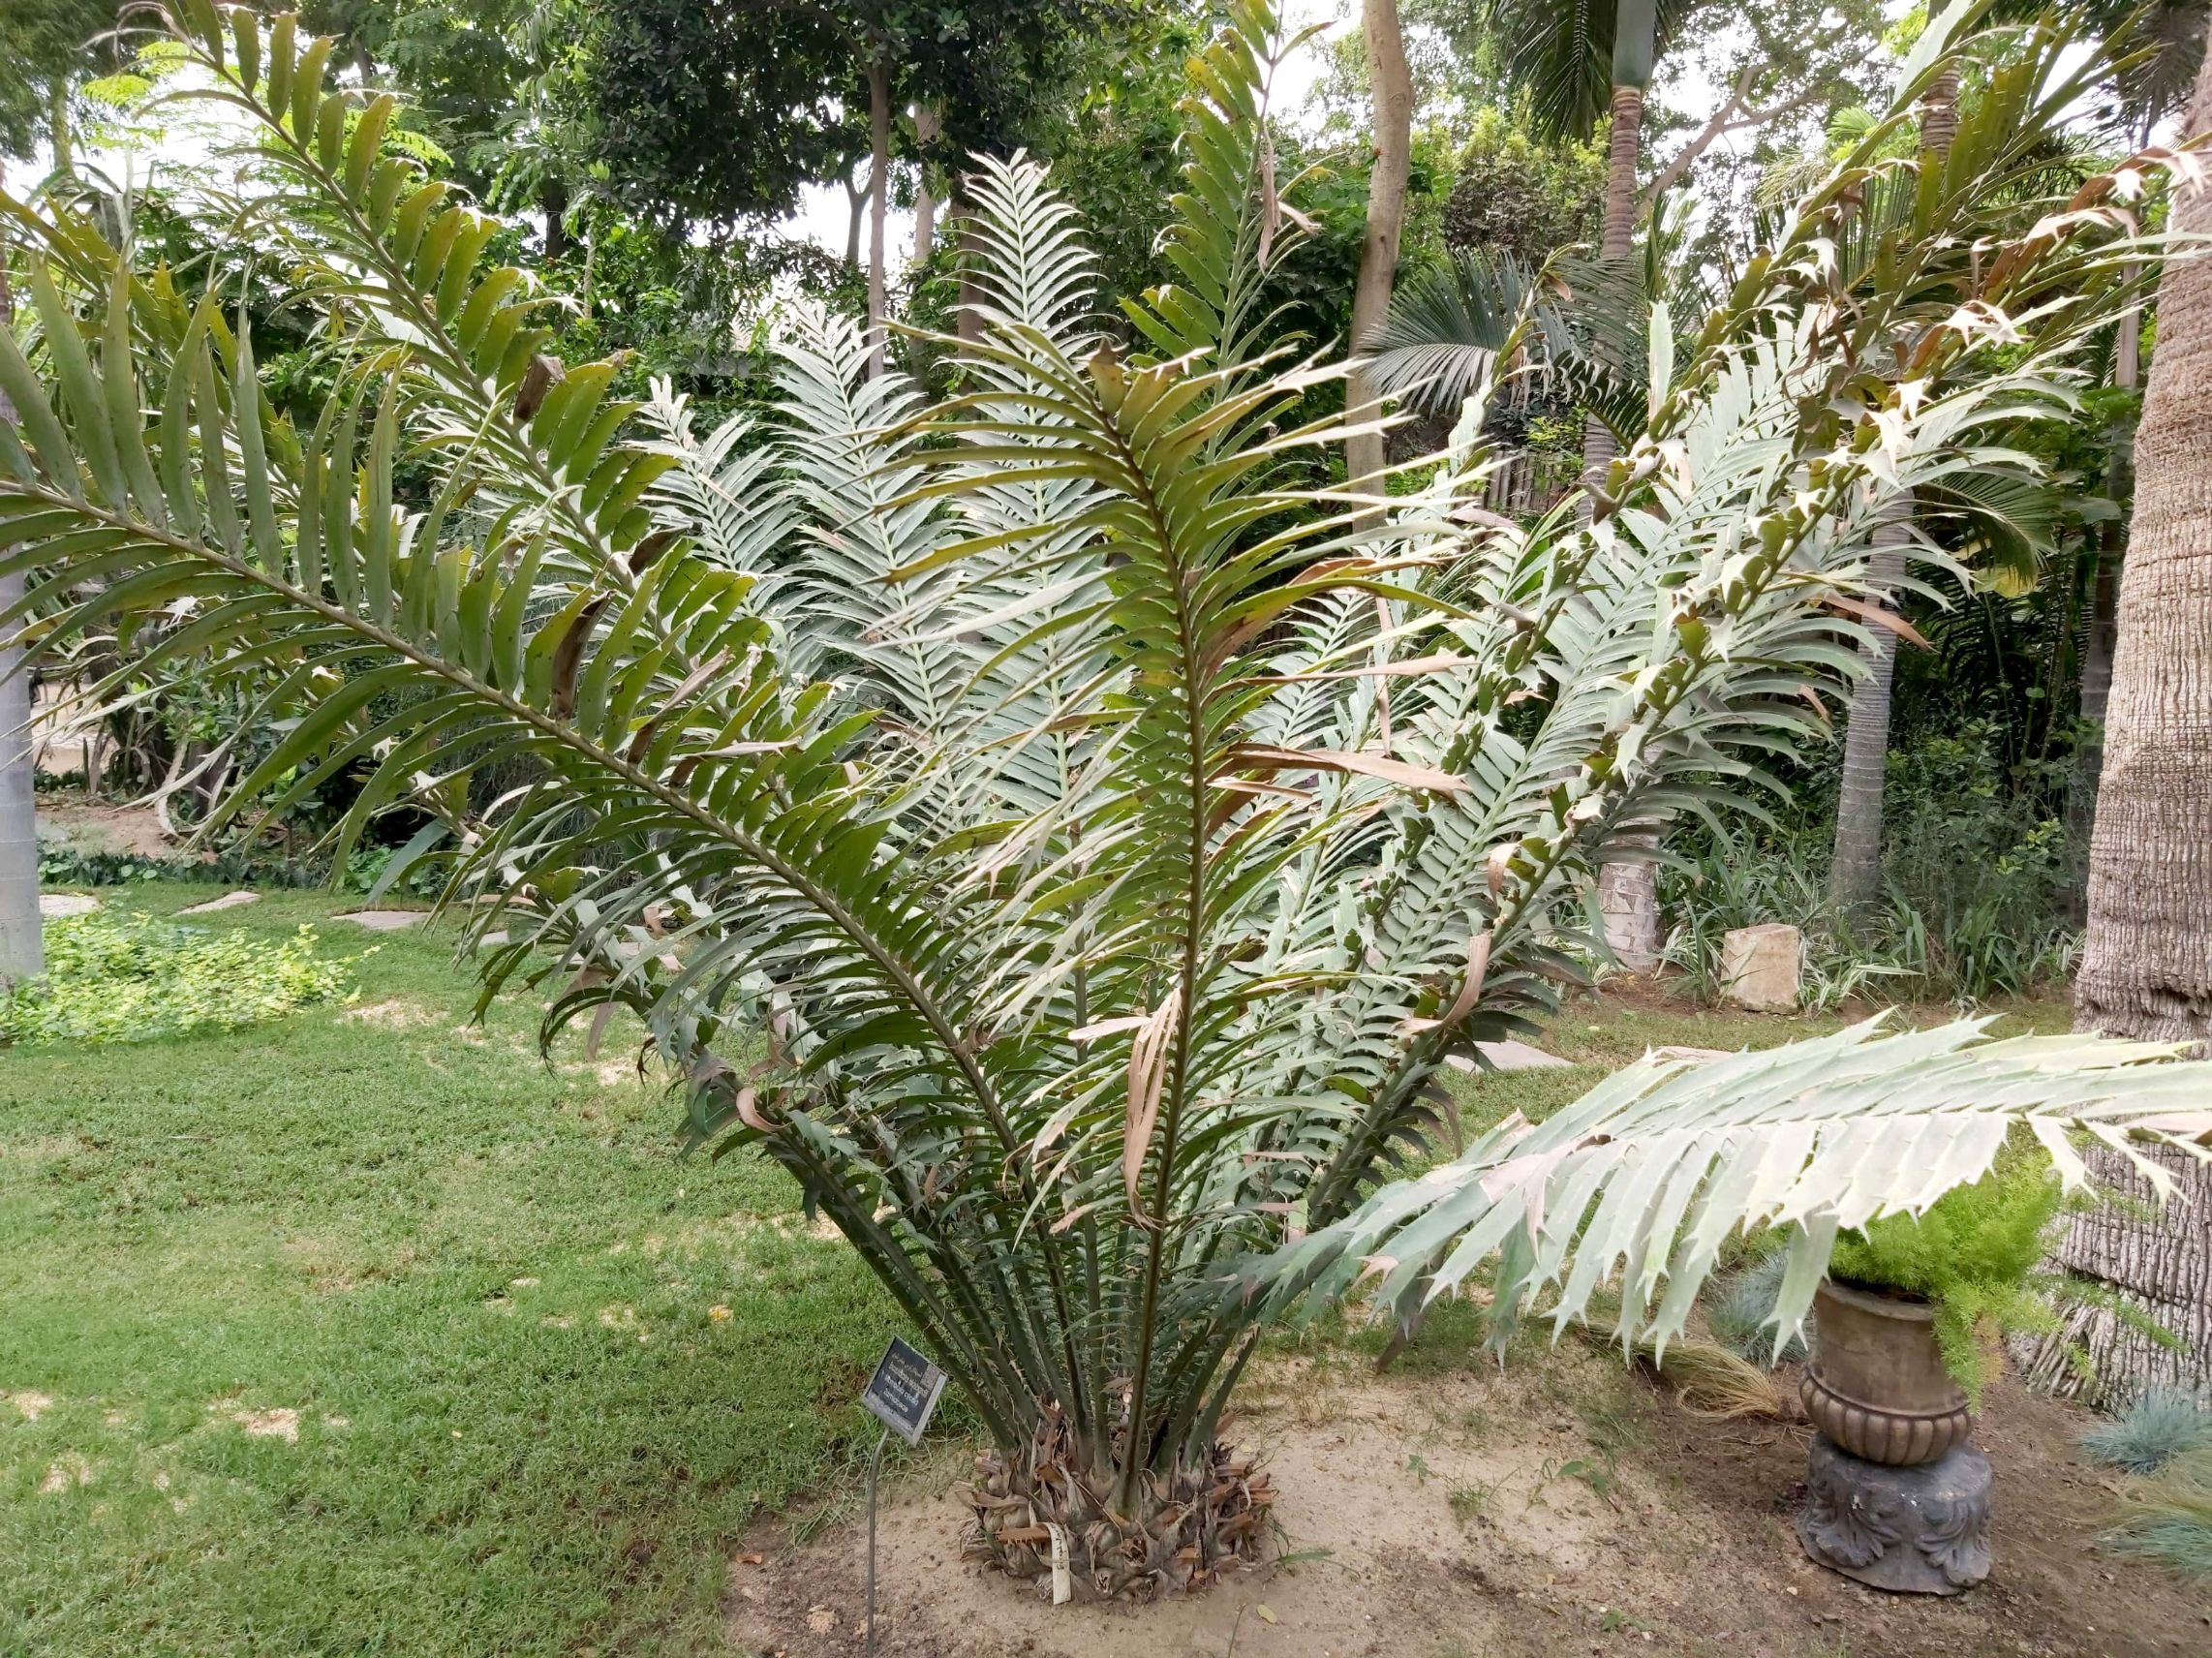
1590 80 1660 970
1826 65 1959 922
1827 500 1910 919
1343 0 1412 517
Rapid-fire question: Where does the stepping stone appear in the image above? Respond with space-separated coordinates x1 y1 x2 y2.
333 909 425 932
480 930 509 947
1446 1039 1571 1073
177 890 260 915
38 893 100 917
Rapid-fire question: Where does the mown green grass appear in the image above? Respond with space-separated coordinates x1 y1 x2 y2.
2 888 2073 1654
1 886 903 1657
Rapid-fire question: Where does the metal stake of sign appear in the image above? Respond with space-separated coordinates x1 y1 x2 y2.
865 1425 888 1658
859 1337 945 1658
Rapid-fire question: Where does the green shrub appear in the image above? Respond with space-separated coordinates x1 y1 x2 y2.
2082 1389 2212 1477
0 911 356 1046
1828 1158 2066 1404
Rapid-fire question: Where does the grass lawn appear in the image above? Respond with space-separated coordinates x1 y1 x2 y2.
2 885 904 1657
1 884 2075 1655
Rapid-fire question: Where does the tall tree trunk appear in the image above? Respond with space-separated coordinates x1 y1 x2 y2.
843 163 867 273
48 80 73 178
542 176 569 262
912 104 940 265
0 254 40 987
953 184 985 349
1826 64 1960 919
1590 73 1655 970
2077 51 2212 1045
1580 84 1644 497
867 55 891 380
1343 0 1412 518
2072 118 2155 849
1827 496 1911 919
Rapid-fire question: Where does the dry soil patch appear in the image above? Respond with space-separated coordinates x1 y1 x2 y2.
724 1357 2205 1658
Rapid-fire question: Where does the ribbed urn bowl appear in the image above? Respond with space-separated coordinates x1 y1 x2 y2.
1798 1279 1972 1466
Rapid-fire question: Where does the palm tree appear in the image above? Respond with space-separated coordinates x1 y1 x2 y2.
2077 37 2212 1045
4 0 2205 1594
1827 48 1962 920
1481 0 1689 968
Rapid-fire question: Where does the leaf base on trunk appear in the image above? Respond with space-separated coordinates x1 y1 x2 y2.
957 1410 1274 1602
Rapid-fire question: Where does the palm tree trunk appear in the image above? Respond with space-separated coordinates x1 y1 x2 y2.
1827 496 1911 919
2076 48 2212 1046
48 79 73 178
867 55 891 380
0 256 39 987
1825 63 1960 921
1581 82 1644 495
1344 0 1412 519
1591 71 1656 970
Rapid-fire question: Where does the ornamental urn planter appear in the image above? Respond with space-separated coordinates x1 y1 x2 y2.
1798 1279 1971 1466
1794 1279 1992 1595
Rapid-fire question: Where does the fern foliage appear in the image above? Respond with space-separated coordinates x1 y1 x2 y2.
3 1 2208 1558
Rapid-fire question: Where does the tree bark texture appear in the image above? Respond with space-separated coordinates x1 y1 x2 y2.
0 253 39 987
1828 500 1911 919
49 80 73 178
542 176 569 262
2052 51 2212 1403
1580 82 1644 496
1591 82 1656 970
867 56 892 379
912 104 940 265
2012 1143 2212 1402
1343 0 1413 516
2076 46 2212 1046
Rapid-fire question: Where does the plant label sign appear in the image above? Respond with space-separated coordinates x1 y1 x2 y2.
862 1337 946 1447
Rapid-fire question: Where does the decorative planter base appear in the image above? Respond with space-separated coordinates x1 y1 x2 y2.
1796 1435 1991 1595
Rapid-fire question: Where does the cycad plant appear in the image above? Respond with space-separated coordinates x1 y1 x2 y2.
4 0 2209 1601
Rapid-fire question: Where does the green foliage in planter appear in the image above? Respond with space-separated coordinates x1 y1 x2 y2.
1827 1157 2068 1404
0 911 355 1046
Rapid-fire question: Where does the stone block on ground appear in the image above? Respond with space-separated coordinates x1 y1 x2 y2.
177 890 260 915
38 893 99 918
1719 923 1801 1012
333 909 425 932
1445 1040 1570 1073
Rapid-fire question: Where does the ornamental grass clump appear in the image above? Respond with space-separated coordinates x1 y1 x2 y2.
4 0 2210 1601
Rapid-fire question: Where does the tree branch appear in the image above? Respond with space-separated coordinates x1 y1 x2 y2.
1644 59 1825 206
